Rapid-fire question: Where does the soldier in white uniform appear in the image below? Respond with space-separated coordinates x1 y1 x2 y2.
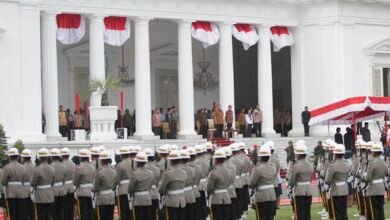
21 149 35 219
61 147 76 220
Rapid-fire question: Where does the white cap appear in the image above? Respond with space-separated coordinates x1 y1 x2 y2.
187 147 196 156
50 148 61 157
78 148 90 158
333 144 346 154
194 145 204 154
37 148 50 158
267 141 275 150
7 148 19 156
169 145 179 152
135 152 148 162
230 143 240 152
157 145 170 154
205 142 213 150
212 149 226 159
90 147 100 155
98 145 106 151
119 146 130 155
371 143 384 153
99 150 112 160
180 149 190 159
21 149 32 158
224 147 233 157
238 142 246 150
60 148 71 156
143 148 154 157
133 146 142 153
294 144 307 155
168 150 182 160
258 145 271 157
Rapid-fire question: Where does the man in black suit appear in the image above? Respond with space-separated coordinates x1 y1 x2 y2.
301 106 311 136
360 122 371 142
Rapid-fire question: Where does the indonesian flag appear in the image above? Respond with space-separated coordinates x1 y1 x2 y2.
232 24 259 50
191 21 220 48
104 16 130 46
56 14 85 45
270 26 294 52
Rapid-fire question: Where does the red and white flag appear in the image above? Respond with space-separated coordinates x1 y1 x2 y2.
232 24 259 50
104 16 130 46
191 21 220 48
56 14 85 45
270 26 294 52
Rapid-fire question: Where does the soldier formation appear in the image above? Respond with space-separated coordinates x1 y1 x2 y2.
0 136 388 220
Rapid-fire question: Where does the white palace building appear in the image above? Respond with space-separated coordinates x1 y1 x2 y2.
1 0 390 148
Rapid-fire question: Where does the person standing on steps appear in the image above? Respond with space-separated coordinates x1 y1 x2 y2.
301 106 311 137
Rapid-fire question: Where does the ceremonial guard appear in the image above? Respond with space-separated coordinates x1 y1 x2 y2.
363 142 387 220
207 149 231 220
50 148 67 220
239 142 252 216
195 145 209 220
350 139 362 217
355 140 368 220
288 143 313 220
156 144 170 172
61 147 76 220
325 144 351 220
269 141 281 212
187 147 203 220
130 151 154 220
31 148 55 220
249 144 276 220
21 149 35 219
93 150 117 220
317 140 332 219
180 149 196 220
73 148 95 220
159 150 187 220
144 148 161 220
2 148 27 219
115 146 134 220
223 146 238 220
90 146 101 171
230 143 244 219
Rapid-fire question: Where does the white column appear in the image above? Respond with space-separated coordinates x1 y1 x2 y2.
218 22 235 127
177 20 199 139
89 15 106 106
42 11 61 140
289 27 305 136
133 17 156 139
257 25 277 137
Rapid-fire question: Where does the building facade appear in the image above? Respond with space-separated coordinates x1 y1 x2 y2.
1 0 390 143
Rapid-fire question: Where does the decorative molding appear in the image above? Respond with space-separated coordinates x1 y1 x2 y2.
364 38 390 56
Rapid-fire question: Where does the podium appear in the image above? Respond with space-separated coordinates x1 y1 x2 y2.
70 129 86 141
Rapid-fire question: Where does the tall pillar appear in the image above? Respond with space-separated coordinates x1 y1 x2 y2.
133 17 156 139
289 27 305 136
42 11 61 140
218 22 235 127
257 25 277 137
177 20 200 139
89 15 106 106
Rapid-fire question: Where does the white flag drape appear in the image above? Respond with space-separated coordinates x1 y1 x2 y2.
270 26 294 52
191 21 220 48
56 14 85 45
103 16 130 46
232 24 259 50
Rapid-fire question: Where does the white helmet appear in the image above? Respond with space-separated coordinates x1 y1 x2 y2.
258 145 271 157
119 146 130 155
224 147 233 157
7 148 19 156
230 143 240 152
194 145 204 154
205 142 213 150
37 148 50 158
333 144 346 155
50 148 61 157
157 145 170 154
134 152 148 162
60 148 71 156
90 147 100 155
180 149 190 159
78 148 90 158
21 149 32 158
133 146 142 153
98 145 106 152
294 144 307 155
371 143 384 153
187 147 196 156
296 139 306 146
168 150 181 160
143 148 154 157
169 145 179 152
99 150 112 160
212 149 226 159
267 141 275 150
238 142 246 150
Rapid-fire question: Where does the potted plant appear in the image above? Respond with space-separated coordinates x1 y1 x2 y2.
82 74 121 140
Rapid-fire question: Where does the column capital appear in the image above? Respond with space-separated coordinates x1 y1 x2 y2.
134 16 153 24
177 19 195 26
255 24 272 32
218 21 235 28
88 14 107 22
41 11 60 19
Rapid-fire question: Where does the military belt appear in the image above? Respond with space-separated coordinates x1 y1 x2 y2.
64 180 73 185
297 181 310 186
372 179 384 184
335 182 345 186
99 189 113 195
228 185 234 189
193 185 197 188
80 183 93 188
134 191 149 196
235 176 240 180
200 178 207 183
184 186 193 191
167 189 184 195
24 182 30 186
240 174 246 177
152 185 157 189
120 180 130 184
213 189 228 194
54 182 63 187
257 184 274 191
8 181 22 186
37 184 51 189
